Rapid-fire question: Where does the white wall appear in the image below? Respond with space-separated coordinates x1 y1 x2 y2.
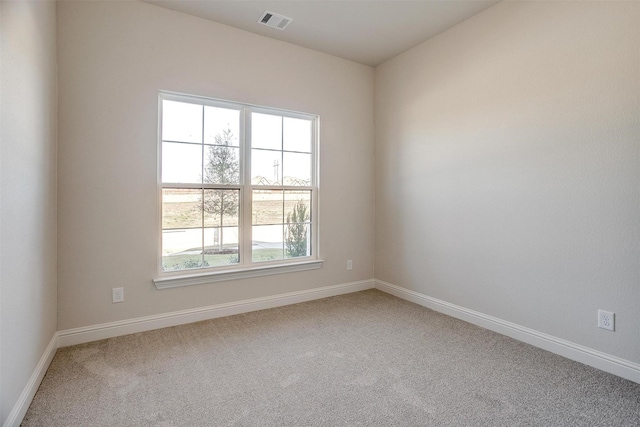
375 1 640 363
0 0 58 423
56 1 375 330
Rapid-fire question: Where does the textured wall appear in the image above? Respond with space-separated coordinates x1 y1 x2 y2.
0 1 58 422
375 1 640 363
56 1 375 330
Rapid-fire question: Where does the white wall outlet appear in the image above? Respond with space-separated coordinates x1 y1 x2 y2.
347 260 353 270
112 287 124 303
598 309 614 331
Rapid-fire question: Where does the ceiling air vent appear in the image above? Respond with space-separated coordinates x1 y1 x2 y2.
257 10 293 31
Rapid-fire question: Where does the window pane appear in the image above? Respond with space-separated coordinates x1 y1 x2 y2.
252 113 282 150
162 100 202 144
204 227 239 266
203 145 240 185
283 152 311 186
284 191 311 223
283 117 312 153
204 190 239 227
252 149 282 185
285 223 311 258
162 142 202 184
162 228 203 271
162 189 202 229
253 189 283 225
252 224 284 262
284 191 311 258
204 106 240 146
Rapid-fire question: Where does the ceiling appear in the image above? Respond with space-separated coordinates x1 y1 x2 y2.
143 1 500 66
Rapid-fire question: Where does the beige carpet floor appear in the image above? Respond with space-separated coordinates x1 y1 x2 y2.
23 289 640 426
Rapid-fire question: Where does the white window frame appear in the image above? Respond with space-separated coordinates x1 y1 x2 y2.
154 91 322 289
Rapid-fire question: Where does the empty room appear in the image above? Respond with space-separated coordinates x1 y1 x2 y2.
1 0 639 425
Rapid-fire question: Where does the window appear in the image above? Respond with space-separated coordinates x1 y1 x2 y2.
157 92 319 284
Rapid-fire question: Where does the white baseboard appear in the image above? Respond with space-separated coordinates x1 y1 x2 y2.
374 279 640 384
3 333 58 427
58 279 374 348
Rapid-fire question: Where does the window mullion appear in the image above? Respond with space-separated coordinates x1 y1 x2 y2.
242 108 253 266
162 183 241 190
201 106 206 267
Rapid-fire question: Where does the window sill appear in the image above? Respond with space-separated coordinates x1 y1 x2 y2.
153 259 324 290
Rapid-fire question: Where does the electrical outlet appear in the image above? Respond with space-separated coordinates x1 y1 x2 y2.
598 309 614 331
347 260 353 270
112 287 124 303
